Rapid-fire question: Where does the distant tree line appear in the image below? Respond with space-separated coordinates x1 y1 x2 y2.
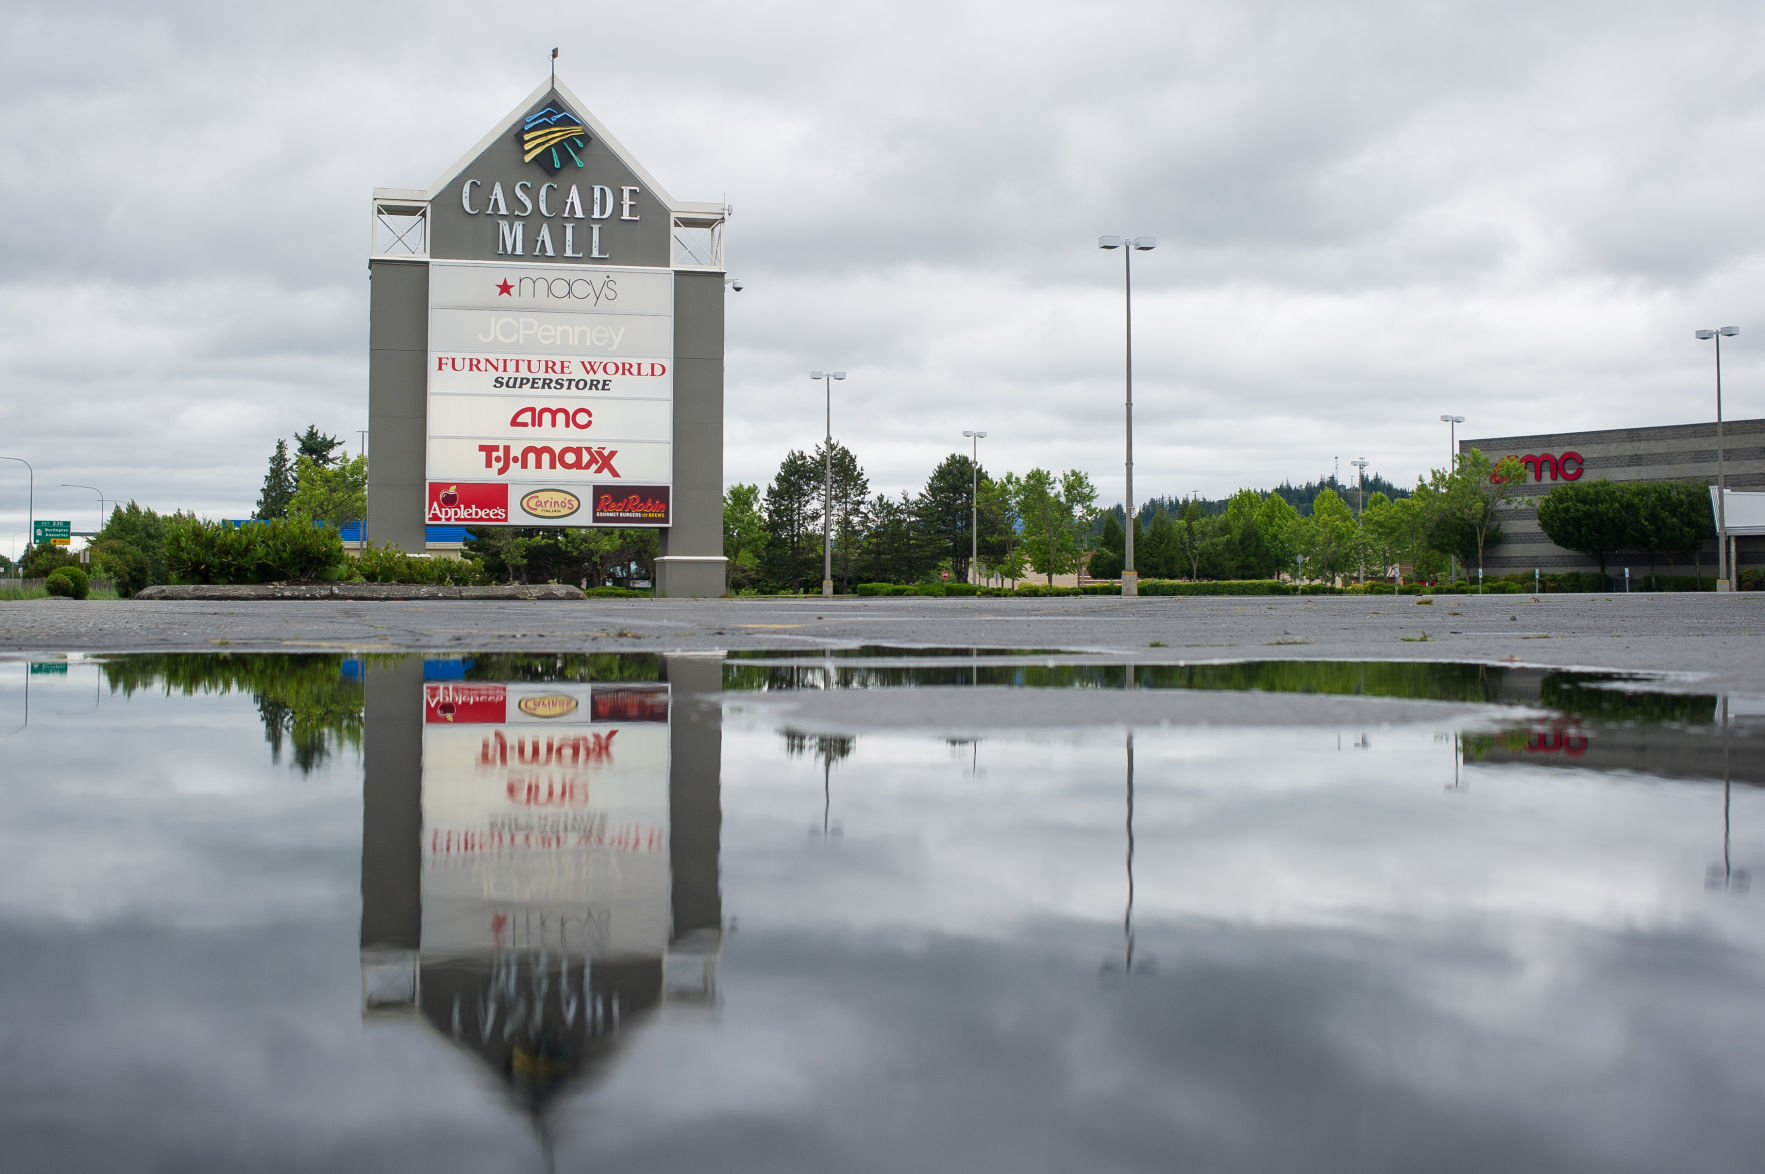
724 446 1724 592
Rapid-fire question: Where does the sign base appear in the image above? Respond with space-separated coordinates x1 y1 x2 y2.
1120 571 1139 597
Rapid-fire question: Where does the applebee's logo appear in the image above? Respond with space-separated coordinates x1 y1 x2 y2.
427 482 509 522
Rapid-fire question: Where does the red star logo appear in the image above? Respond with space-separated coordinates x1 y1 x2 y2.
495 279 513 296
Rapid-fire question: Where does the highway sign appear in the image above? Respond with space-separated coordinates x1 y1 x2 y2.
33 520 70 544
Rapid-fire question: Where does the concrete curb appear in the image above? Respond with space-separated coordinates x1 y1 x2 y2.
134 583 586 601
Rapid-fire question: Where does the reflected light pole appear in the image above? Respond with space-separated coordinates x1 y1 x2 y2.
1707 696 1751 894
1350 457 1369 582
1439 415 1464 470
0 456 32 552
810 370 846 597
1695 327 1738 591
963 430 987 585
1099 235 1155 596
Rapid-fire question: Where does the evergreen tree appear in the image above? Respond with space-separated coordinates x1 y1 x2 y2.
762 450 822 593
256 439 296 520
295 425 345 469
919 453 987 584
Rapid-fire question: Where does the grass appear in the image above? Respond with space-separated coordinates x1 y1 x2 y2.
1399 632 1433 642
1414 598 1434 606
1148 640 1168 648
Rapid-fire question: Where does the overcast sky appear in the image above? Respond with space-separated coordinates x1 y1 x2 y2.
3 0 1764 547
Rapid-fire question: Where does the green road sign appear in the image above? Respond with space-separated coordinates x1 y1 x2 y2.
33 520 70 543
29 662 68 675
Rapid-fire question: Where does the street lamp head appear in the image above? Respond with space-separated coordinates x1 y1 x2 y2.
809 370 823 379
963 430 988 439
1440 414 1464 424
1696 330 1716 340
1098 235 1124 249
1132 236 1156 251
831 371 846 380
1721 326 1739 337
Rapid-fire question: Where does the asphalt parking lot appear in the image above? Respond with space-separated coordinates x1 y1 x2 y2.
4 591 1763 694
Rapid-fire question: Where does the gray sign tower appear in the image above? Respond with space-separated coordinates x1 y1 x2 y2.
368 79 727 596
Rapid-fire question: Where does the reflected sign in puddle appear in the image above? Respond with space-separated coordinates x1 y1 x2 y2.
0 652 1761 1172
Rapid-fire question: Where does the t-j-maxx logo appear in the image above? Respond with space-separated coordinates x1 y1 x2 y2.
519 104 588 175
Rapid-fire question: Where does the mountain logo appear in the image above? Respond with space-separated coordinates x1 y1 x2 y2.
519 103 588 175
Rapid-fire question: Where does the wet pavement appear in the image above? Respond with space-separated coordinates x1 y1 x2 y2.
1 650 1761 1172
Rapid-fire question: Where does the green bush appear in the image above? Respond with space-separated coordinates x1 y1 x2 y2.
45 566 90 599
165 517 348 584
21 543 78 580
351 544 483 586
944 582 980 597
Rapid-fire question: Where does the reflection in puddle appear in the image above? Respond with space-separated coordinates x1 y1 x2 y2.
0 653 1761 1171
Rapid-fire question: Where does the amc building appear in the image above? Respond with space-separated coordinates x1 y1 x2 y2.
1461 418 1765 580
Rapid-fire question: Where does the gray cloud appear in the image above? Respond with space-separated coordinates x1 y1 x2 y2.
3 0 1765 538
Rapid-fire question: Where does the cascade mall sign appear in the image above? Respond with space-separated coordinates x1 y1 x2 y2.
368 78 728 596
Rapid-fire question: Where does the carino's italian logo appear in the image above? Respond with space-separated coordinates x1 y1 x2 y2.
518 694 579 719
519 104 588 174
521 488 581 519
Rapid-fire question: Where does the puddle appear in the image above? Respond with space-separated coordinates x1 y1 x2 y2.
1 652 1762 1172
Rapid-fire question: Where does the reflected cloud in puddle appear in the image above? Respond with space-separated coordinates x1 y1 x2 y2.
0 652 1760 1172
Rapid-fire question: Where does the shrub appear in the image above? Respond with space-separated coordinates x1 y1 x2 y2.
351 544 483 586
165 517 349 584
45 566 90 599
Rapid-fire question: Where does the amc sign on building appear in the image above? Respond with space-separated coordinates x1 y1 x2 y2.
368 79 728 595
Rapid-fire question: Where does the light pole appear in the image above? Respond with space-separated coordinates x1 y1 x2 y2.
1350 457 1369 583
1099 235 1156 596
62 484 107 534
1695 327 1739 591
963 430 987 585
0 456 32 554
1439 415 1465 471
810 370 845 597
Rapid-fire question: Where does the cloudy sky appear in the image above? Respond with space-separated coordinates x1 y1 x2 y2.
3 0 1763 547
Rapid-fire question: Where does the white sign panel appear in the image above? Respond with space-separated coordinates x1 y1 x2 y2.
420 695 672 960
426 260 673 527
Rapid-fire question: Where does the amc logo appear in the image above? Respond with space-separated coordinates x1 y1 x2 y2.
1492 451 1584 483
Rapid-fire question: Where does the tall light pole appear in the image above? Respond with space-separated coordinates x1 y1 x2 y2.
1696 327 1739 591
810 370 845 597
962 430 987 585
1439 415 1465 471
1099 235 1156 596
1350 457 1369 583
62 484 107 533
0 456 31 553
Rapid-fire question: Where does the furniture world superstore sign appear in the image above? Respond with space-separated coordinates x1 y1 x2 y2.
426 260 672 527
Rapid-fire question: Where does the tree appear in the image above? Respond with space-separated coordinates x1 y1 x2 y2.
820 441 870 592
256 439 296 520
1173 499 1217 580
90 501 176 596
1016 469 1097 584
287 454 368 529
1253 493 1300 580
723 483 765 590
1536 480 1630 586
1139 508 1178 579
856 492 937 584
1635 480 1715 585
762 450 822 593
978 474 1024 585
1296 487 1359 583
1425 449 1527 576
1090 513 1126 581
920 453 987 584
295 426 345 469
